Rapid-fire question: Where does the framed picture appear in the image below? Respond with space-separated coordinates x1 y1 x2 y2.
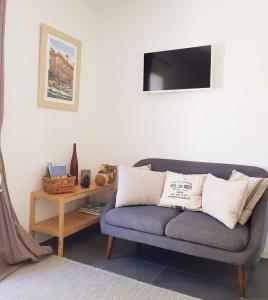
38 24 81 111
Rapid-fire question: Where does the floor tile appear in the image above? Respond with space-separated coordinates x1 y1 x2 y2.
93 257 164 284
167 252 237 286
152 267 239 300
42 227 268 300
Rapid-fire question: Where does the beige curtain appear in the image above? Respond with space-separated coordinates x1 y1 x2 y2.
0 0 52 280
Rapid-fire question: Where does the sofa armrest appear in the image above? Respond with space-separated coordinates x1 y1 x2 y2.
101 192 117 216
247 189 268 264
100 192 117 235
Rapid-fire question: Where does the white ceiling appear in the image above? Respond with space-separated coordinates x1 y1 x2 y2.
85 0 139 10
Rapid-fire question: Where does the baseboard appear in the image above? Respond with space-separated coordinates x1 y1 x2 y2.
262 237 268 259
262 252 268 259
262 248 268 259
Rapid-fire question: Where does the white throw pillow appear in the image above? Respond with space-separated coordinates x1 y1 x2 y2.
229 170 268 225
202 174 248 229
159 171 207 210
115 165 166 208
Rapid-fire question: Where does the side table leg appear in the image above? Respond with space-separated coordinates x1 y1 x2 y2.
58 201 65 257
58 237 64 257
29 195 36 238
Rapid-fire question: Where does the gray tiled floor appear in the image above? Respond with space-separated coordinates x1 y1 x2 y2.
44 225 268 300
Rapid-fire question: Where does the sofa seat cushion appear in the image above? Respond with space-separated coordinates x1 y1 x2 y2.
105 206 179 235
165 211 249 251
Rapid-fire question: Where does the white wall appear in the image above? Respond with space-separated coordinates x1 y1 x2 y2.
2 0 101 238
96 0 268 256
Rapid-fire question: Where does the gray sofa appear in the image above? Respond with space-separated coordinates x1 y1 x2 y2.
100 158 268 297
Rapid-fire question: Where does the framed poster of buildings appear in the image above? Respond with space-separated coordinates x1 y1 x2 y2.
38 24 81 111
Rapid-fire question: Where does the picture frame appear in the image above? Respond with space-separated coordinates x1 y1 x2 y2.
38 24 81 112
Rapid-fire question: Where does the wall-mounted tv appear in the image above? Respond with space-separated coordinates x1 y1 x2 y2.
143 45 212 92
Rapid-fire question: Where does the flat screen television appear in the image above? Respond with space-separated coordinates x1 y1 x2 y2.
143 45 212 92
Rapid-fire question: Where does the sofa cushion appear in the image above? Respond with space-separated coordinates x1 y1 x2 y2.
165 211 249 251
202 174 248 229
229 170 268 225
159 171 206 210
105 206 179 235
115 166 166 208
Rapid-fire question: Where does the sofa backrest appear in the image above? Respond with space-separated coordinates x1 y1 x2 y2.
134 158 268 179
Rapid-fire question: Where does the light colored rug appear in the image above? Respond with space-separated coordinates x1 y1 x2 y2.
0 255 199 300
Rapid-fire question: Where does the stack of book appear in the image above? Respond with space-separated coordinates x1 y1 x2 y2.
78 203 106 216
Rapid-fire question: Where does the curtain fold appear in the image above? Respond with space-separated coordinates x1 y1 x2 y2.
0 0 52 280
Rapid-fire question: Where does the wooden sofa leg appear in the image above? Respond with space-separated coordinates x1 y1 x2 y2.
106 236 114 260
237 265 246 298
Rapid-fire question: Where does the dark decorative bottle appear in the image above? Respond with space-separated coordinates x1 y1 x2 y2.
70 143 78 185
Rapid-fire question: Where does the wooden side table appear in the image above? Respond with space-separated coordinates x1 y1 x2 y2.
30 183 113 257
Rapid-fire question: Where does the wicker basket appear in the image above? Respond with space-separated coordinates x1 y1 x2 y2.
43 176 76 194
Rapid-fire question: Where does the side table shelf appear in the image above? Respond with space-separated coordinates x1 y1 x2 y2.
30 183 113 257
32 210 99 238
